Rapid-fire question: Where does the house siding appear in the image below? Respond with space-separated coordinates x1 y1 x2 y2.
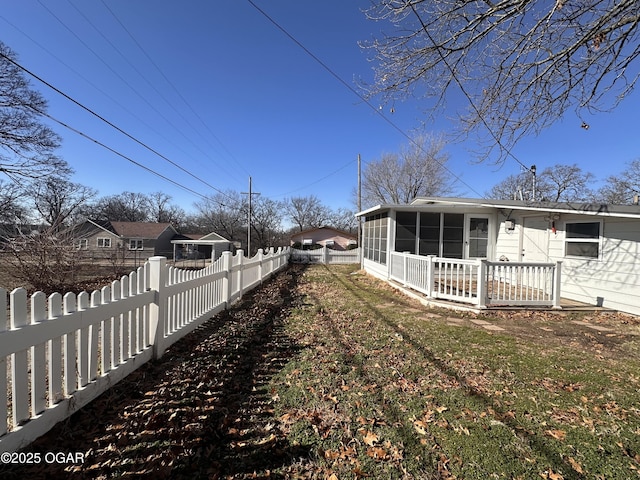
494 218 521 261
359 199 640 316
496 212 640 315
559 217 640 315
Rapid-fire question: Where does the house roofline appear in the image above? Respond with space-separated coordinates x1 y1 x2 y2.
86 219 122 237
358 197 640 219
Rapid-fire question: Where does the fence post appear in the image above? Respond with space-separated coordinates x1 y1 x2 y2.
236 250 245 299
148 256 167 360
402 252 409 286
221 251 232 308
477 259 487 308
426 255 435 298
258 249 264 283
322 246 329 265
553 261 562 309
268 246 275 275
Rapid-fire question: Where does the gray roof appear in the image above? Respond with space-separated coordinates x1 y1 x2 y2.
356 197 640 219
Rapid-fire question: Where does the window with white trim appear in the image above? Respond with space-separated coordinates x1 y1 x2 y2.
129 239 144 250
97 237 112 248
565 221 601 258
76 239 88 250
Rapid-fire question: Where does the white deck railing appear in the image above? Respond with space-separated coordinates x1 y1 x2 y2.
0 247 289 453
389 252 561 309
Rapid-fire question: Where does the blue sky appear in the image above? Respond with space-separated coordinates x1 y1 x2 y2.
1 0 638 213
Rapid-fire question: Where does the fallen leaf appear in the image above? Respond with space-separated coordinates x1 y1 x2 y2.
366 446 388 460
413 419 428 436
360 429 379 446
545 429 566 441
567 457 583 474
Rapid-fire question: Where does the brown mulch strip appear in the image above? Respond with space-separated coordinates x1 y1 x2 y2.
1 264 309 480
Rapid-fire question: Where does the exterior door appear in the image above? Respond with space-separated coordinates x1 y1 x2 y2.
466 216 490 258
521 216 550 262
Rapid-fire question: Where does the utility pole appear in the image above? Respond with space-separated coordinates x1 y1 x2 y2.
242 176 260 256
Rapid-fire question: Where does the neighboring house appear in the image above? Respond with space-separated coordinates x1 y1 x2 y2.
70 220 178 261
0 224 47 246
290 226 357 251
171 231 234 262
357 197 640 316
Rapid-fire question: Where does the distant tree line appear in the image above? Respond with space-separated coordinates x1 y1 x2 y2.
486 160 640 204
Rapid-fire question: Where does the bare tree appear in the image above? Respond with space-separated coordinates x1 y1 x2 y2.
146 191 186 225
250 197 283 254
3 227 85 292
361 133 451 207
89 192 151 222
486 173 530 201
285 195 329 232
0 41 68 180
192 190 246 243
327 207 358 234
538 164 595 202
597 158 640 204
488 164 595 202
363 1 640 164
30 175 97 230
0 179 28 224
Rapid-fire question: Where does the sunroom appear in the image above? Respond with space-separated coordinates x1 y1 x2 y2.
358 198 561 309
358 196 640 315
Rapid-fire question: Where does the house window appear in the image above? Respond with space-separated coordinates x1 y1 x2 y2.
442 214 464 258
76 239 88 250
97 237 112 248
405 212 464 258
129 239 144 250
364 212 388 264
419 212 440 256
565 221 600 258
468 217 489 258
395 212 417 254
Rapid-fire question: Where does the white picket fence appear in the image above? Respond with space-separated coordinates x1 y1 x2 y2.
389 252 561 308
0 247 289 452
290 246 361 264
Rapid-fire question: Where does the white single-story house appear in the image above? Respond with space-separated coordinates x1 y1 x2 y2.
357 197 640 316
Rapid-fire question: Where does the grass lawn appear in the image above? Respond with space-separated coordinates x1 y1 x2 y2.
3 263 639 479
270 264 640 479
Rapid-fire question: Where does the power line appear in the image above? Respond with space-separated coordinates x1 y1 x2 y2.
37 0 244 186
271 159 357 198
35 108 209 200
98 0 252 179
0 50 232 199
0 12 231 184
246 0 485 199
407 2 532 173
